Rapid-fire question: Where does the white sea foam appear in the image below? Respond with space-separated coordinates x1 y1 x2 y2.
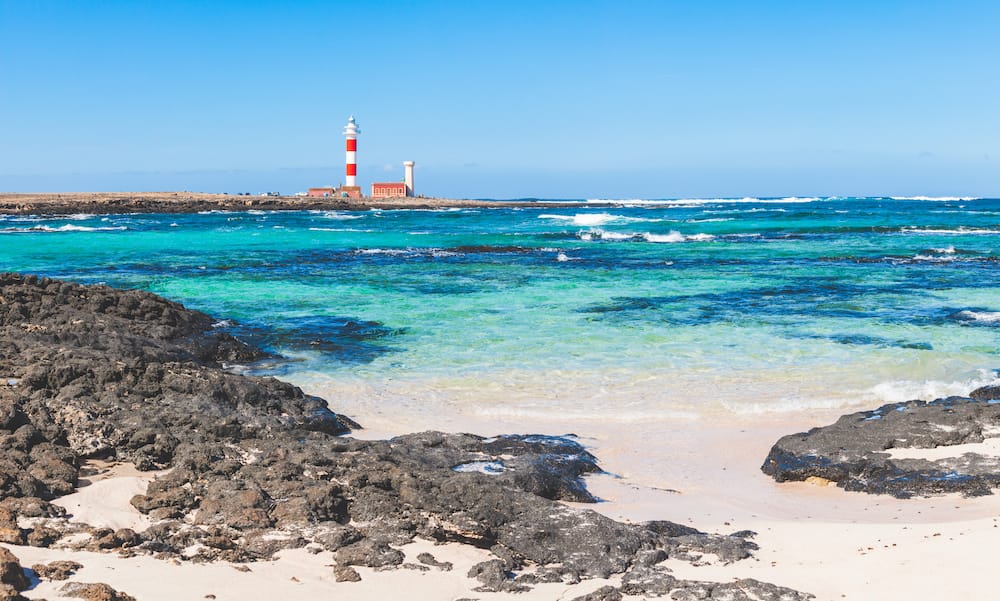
594 230 634 241
355 248 412 256
538 213 664 226
721 371 1000 415
540 213 619 226
863 371 1000 405
308 227 372 233
902 227 1000 235
912 254 959 263
319 211 363 220
585 196 823 206
913 246 960 262
643 232 686 243
2 224 129 233
556 252 571 262
579 229 714 243
890 196 980 201
953 310 1000 324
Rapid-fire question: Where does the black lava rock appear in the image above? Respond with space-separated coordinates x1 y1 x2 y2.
762 396 1000 498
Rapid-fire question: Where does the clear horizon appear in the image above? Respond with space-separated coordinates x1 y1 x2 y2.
1 1 997 198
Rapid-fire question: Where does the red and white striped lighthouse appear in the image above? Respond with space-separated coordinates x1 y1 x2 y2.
343 115 360 187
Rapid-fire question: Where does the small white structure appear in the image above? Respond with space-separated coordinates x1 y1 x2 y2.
404 161 415 197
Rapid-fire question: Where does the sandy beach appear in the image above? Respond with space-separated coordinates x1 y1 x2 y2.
6 404 999 601
327 402 1000 601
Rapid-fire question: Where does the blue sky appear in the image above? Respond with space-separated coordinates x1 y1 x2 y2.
1 1 997 198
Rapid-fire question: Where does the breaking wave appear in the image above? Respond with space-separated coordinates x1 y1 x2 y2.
538 213 664 226
890 196 981 201
902 227 1000 235
951 310 1000 325
584 196 823 206
578 229 715 243
1 224 128 233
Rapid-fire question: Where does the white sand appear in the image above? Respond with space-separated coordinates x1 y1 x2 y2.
50 461 166 532
12 410 1000 601
345 404 1000 601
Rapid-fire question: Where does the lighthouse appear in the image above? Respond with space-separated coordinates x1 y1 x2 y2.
343 115 360 188
404 161 415 197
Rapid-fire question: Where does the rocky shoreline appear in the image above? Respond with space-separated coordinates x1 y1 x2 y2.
0 274 814 600
0 193 569 215
762 390 1000 498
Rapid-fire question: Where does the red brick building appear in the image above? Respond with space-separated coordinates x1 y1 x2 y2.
370 182 407 198
307 186 362 198
340 186 362 199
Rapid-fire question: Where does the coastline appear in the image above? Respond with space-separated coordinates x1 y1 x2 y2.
12 403 1000 601
5 198 1000 599
0 273 815 600
0 192 575 215
317 395 1000 600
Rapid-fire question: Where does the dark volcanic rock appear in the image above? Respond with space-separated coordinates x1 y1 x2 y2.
60 582 137 601
0 547 28 592
570 586 623 601
621 567 815 600
416 552 452 571
970 384 1000 401
0 273 356 486
32 560 83 580
762 397 1000 497
333 565 361 582
0 274 811 597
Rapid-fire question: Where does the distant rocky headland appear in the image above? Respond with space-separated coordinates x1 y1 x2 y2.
0 273 813 599
0 193 561 215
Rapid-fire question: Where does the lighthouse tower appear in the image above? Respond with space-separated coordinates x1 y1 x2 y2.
343 115 360 188
403 161 415 197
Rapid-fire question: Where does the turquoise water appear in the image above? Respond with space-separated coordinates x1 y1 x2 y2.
4 197 1000 425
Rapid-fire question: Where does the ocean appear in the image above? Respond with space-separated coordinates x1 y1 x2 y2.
4 196 1000 435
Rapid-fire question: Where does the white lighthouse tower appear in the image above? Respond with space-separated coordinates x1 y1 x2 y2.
343 116 360 188
403 161 415 197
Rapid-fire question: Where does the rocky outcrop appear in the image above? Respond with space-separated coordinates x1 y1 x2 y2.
0 274 811 596
32 560 83 581
0 273 356 483
60 582 137 601
762 393 1000 498
0 547 28 593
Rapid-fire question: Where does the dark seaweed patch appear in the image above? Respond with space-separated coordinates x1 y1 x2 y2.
797 333 933 350
447 245 535 254
226 315 405 365
578 280 901 325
